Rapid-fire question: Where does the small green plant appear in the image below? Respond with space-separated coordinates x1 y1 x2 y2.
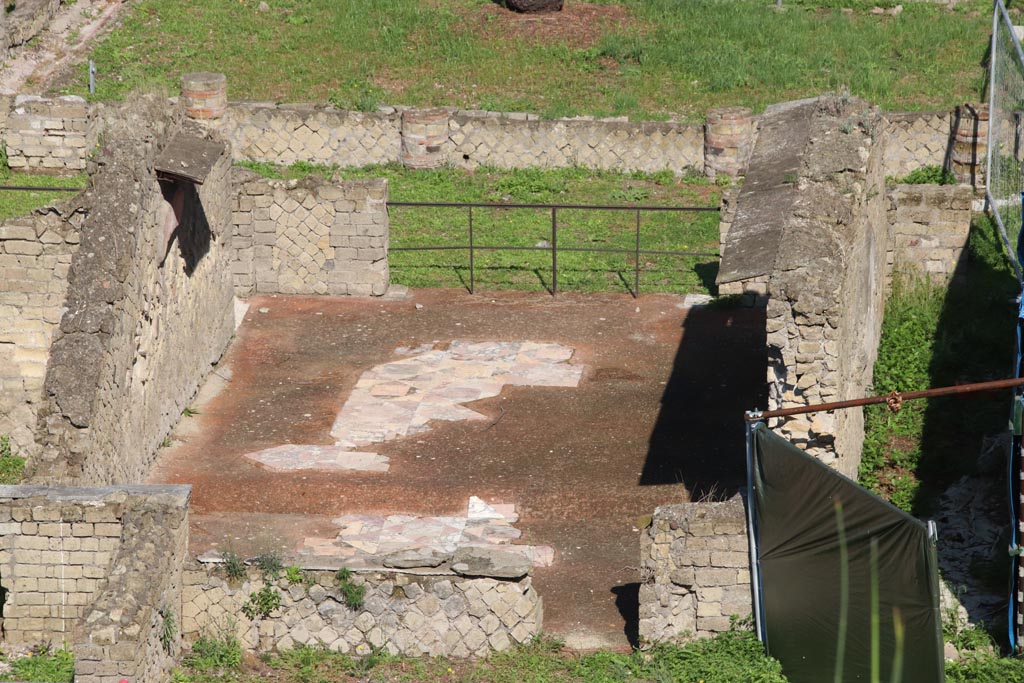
182 407 200 417
898 164 955 185
242 585 282 619
160 435 173 448
610 185 650 203
220 550 246 581
254 551 283 580
0 436 25 485
160 606 177 655
335 568 365 610
782 172 799 185
183 631 242 671
285 565 309 585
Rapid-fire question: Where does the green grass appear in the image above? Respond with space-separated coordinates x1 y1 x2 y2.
0 173 87 222
0 647 74 683
59 0 991 120
240 162 721 294
859 215 1019 514
172 627 788 683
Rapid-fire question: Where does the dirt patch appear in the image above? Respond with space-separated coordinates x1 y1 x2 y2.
469 1 639 49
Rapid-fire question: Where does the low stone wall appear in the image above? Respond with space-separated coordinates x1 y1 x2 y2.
887 183 972 281
206 102 707 176
231 172 389 296
182 564 542 658
449 111 705 175
33 97 237 485
5 0 60 48
638 498 750 644
0 206 82 455
210 104 401 168
882 111 950 179
5 95 97 174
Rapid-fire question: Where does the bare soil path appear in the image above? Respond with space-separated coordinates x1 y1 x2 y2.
148 289 766 650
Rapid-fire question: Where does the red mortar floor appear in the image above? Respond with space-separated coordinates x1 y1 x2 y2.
148 289 766 650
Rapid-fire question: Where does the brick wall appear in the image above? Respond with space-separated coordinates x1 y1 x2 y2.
638 498 751 643
0 206 82 455
5 95 97 175
182 563 542 658
887 183 973 281
33 97 237 485
231 172 389 296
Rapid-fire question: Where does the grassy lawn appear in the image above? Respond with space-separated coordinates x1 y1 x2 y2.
240 162 723 294
859 214 1019 514
0 173 87 222
56 0 992 120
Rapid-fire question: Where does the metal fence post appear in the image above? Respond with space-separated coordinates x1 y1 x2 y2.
468 206 475 295
551 207 558 296
634 209 641 298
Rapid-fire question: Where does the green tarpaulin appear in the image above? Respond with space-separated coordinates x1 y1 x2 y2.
751 423 943 683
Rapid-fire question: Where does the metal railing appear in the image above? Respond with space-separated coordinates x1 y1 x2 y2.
386 201 719 297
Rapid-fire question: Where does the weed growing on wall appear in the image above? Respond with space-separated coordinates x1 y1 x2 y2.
220 550 246 581
897 165 956 186
0 436 25 485
335 568 365 611
254 552 283 580
242 586 282 620
160 607 177 655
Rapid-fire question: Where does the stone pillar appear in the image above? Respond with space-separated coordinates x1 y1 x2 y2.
181 72 227 120
949 103 987 189
401 109 450 169
704 107 756 179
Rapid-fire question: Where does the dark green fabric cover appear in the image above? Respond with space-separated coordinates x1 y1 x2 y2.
752 424 943 683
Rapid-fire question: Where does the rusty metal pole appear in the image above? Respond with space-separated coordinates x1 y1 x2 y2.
551 207 558 296
634 209 641 299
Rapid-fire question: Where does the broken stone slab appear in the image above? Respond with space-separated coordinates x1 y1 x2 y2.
381 548 452 569
450 546 531 579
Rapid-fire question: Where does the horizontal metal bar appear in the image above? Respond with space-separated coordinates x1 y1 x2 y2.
390 244 719 257
0 185 81 192
387 201 717 212
747 376 1024 421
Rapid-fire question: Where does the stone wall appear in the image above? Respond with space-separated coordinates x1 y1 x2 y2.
0 205 83 455
5 95 97 174
638 497 750 644
209 104 401 167
33 96 237 485
764 98 889 477
182 563 542 658
205 102 706 176
449 111 705 175
882 111 951 179
73 486 190 683
5 0 60 48
231 172 389 296
887 183 973 281
0 485 189 667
